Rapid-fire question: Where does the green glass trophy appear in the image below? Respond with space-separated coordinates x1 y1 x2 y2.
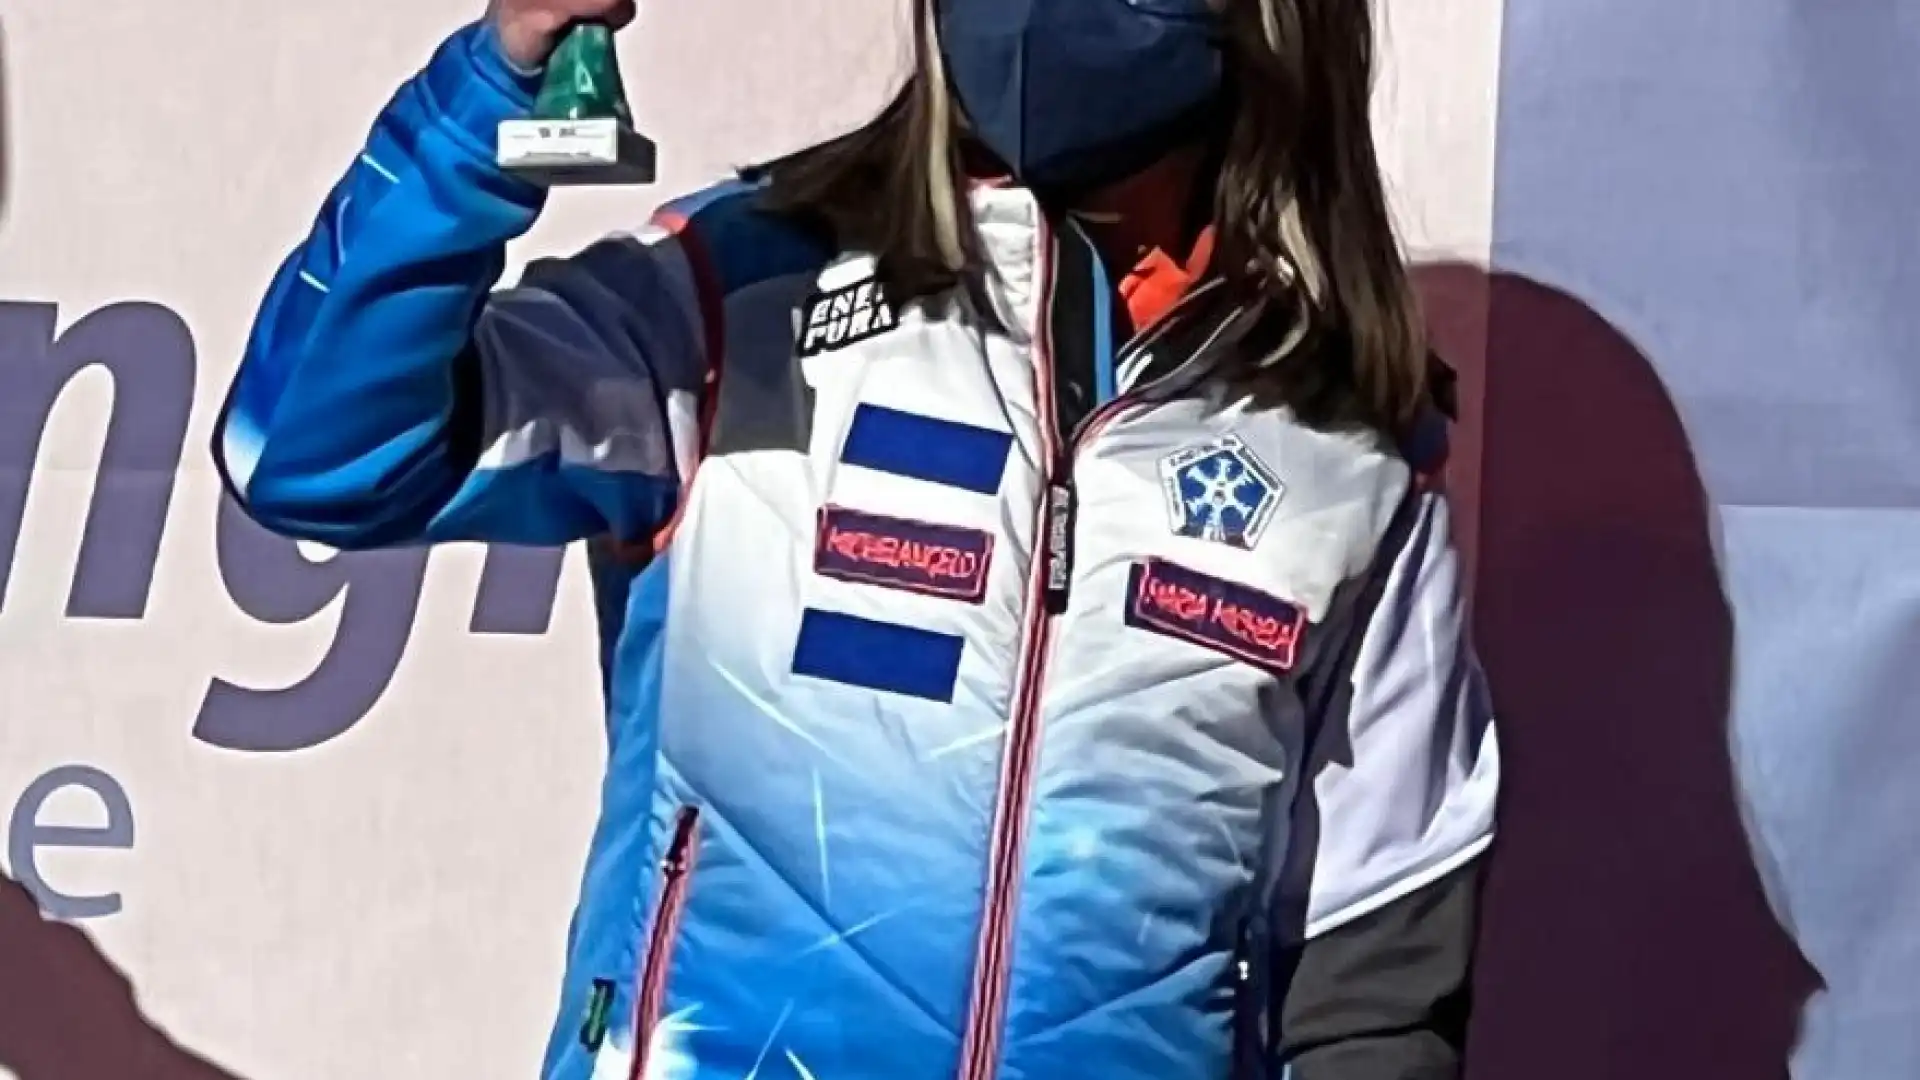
497 22 656 185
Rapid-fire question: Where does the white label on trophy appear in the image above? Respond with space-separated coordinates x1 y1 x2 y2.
498 118 656 184
498 118 626 169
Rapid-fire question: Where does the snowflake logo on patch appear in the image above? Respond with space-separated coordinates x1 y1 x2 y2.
1157 434 1283 549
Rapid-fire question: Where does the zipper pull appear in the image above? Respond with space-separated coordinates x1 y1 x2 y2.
1043 470 1077 614
660 806 700 876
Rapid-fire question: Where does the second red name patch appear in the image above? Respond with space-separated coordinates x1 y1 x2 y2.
1125 559 1307 674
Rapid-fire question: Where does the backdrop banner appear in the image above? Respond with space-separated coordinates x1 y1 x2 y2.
0 1 1903 1078
1469 5 1916 1079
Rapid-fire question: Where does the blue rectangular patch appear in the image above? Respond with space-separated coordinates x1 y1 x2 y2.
815 506 994 603
839 404 1012 495
791 609 965 701
1124 560 1306 674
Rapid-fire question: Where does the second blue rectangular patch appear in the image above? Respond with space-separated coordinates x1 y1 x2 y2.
1124 560 1307 675
791 609 965 702
815 506 994 603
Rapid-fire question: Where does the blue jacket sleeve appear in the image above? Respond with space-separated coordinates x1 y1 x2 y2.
214 23 705 550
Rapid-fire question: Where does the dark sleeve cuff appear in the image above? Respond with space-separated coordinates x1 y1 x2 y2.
1275 858 1482 1080
465 21 546 102
414 22 545 154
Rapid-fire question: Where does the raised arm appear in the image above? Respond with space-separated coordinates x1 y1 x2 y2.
214 22 707 550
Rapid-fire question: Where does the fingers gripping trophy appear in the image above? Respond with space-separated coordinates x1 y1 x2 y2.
492 0 656 184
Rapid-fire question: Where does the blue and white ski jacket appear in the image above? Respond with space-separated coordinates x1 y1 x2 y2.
216 24 1499 1080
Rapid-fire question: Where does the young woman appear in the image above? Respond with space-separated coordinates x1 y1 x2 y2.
215 0 1498 1077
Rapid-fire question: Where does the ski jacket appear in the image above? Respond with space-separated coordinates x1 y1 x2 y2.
215 24 1499 1080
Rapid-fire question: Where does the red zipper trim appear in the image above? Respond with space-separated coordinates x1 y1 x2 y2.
627 805 701 1080
955 220 1195 1080
955 240 1244 1079
955 216 1064 1080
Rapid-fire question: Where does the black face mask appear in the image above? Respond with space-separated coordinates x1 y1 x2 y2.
938 0 1225 192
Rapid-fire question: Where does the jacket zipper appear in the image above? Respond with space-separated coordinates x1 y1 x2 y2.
956 227 1238 1080
627 805 701 1080
955 216 1064 1080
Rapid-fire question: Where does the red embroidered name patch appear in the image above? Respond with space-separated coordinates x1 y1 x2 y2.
1124 559 1306 674
814 506 994 603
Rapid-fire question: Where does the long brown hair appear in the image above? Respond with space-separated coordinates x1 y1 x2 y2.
753 0 1428 435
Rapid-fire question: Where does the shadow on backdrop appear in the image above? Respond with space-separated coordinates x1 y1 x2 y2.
1415 264 1820 1080
0 876 240 1079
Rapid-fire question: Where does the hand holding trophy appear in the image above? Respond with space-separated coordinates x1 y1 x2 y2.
491 0 656 185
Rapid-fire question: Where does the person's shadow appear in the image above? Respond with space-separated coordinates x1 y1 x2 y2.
1415 263 1821 1079
0 876 240 1079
